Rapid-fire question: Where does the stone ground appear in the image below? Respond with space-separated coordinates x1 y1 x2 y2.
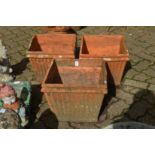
0 26 155 129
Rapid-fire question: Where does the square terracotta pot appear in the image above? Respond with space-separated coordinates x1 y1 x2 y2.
80 35 129 86
41 59 107 122
27 33 76 82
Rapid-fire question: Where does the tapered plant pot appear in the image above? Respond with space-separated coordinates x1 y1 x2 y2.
27 33 76 82
41 59 107 122
80 35 129 86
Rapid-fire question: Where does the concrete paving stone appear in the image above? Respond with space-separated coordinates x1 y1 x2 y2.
11 59 20 64
15 76 27 81
96 119 114 128
134 89 150 98
13 35 31 42
2 39 14 45
106 100 130 120
129 47 144 55
109 97 119 104
17 42 29 49
6 27 16 30
147 78 155 85
124 69 139 79
121 85 138 94
123 79 148 89
148 108 155 118
18 40 29 45
137 52 155 62
10 29 26 34
121 85 135 93
136 42 151 49
129 54 142 63
127 100 153 120
23 30 37 36
36 103 49 119
133 60 152 72
22 71 34 79
141 92 155 105
23 76 33 82
148 84 155 92
58 122 73 129
39 110 59 129
133 73 150 82
142 68 155 78
116 89 134 104
2 34 18 40
19 51 27 57
6 50 15 56
129 87 142 95
7 42 20 48
137 113 155 126
12 52 23 59
29 120 47 129
147 47 155 55
13 31 26 36
151 65 155 71
0 30 12 35
130 61 138 66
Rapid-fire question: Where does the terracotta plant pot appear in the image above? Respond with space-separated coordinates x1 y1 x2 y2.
80 35 129 86
27 33 76 82
41 59 107 122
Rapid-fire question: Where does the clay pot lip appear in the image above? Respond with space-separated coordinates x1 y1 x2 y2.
42 82 107 92
27 33 77 56
42 83 107 89
80 34 129 58
27 53 75 58
30 33 77 43
80 53 129 58
82 34 124 38
41 84 107 94
42 60 107 92
32 33 77 37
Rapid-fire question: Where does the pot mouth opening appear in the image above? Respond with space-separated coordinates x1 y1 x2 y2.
45 65 106 87
28 35 76 55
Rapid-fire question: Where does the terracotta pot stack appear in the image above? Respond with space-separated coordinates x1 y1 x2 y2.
27 31 129 122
